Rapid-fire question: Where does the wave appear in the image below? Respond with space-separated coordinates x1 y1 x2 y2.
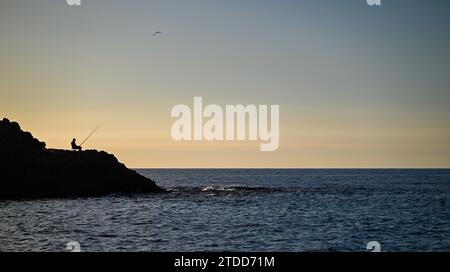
162 185 367 197
167 185 295 195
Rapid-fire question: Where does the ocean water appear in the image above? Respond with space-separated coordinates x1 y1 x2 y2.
0 169 449 252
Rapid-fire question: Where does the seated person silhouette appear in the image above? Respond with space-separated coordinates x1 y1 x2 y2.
71 138 82 151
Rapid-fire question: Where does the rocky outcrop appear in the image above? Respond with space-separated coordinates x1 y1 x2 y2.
0 118 164 199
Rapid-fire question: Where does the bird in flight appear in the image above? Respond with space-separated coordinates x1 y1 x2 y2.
152 31 162 38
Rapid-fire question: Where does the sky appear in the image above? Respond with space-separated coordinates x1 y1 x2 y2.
1 0 450 168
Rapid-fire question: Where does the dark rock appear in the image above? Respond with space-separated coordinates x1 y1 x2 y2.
0 118 165 199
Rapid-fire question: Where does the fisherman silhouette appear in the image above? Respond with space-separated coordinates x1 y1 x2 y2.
71 138 82 151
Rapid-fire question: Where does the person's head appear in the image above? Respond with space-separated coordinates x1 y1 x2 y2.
72 138 76 141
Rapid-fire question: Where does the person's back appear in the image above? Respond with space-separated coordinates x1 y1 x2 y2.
71 138 82 151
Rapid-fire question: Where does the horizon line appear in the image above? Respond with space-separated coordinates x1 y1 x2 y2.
131 167 450 170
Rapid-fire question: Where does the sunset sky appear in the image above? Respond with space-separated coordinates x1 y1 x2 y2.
1 0 450 168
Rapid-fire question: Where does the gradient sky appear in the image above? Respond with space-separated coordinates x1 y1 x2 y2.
1 0 450 168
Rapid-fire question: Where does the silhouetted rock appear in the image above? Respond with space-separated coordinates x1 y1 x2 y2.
0 118 164 199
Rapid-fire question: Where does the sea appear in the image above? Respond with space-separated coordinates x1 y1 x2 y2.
0 169 449 252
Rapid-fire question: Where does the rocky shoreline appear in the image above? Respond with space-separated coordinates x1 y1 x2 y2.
0 118 164 199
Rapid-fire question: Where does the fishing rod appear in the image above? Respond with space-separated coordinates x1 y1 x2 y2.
80 124 102 146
